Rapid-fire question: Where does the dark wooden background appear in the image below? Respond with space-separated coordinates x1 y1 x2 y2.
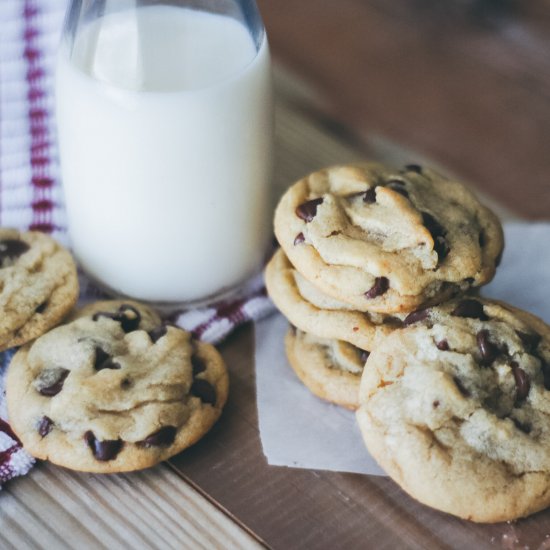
257 0 550 219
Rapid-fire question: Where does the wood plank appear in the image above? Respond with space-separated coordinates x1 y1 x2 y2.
0 463 262 550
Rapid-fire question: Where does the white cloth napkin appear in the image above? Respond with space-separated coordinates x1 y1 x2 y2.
255 222 550 475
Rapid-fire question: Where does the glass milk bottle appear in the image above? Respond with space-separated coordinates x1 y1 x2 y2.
56 0 272 306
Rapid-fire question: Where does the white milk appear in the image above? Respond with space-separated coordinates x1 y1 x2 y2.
56 6 272 303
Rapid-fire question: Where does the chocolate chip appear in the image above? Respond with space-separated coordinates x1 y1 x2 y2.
392 187 409 199
97 359 120 371
0 239 30 265
120 378 132 390
94 347 120 371
436 339 450 351
37 416 53 437
362 188 377 203
476 330 499 366
453 376 470 397
294 232 305 245
541 360 550 391
192 355 207 376
84 431 123 461
386 178 406 186
511 361 530 404
296 198 323 222
404 164 422 174
93 304 141 333
148 325 167 343
433 400 440 408
36 368 70 397
35 301 48 314
403 308 430 325
434 238 450 262
365 277 389 299
137 426 177 448
451 299 489 321
422 212 449 262
511 417 531 434
94 347 109 369
478 230 486 247
118 305 141 332
191 379 216 405
421 212 445 241
386 180 409 198
517 331 542 353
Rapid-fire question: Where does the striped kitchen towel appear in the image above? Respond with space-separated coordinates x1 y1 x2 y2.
0 0 275 487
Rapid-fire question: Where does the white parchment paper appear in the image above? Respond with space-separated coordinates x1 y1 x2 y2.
255 223 550 475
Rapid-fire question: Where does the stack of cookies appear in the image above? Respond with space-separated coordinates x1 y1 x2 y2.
267 162 550 522
1 229 228 473
267 162 504 410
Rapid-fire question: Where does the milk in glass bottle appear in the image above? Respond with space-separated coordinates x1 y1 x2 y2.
56 0 272 305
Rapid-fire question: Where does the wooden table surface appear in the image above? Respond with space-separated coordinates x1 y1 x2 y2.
2 2 549 549
257 0 550 220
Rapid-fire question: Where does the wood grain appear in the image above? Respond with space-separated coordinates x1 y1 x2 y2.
0 463 262 549
258 0 550 219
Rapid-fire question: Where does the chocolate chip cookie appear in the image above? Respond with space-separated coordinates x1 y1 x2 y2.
0 228 79 350
356 297 550 522
274 163 503 314
285 327 369 409
6 300 229 473
266 248 401 351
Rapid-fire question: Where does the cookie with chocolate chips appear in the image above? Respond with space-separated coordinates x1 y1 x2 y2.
0 228 78 350
356 297 550 522
266 248 402 350
274 162 503 314
6 300 228 473
285 327 369 409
